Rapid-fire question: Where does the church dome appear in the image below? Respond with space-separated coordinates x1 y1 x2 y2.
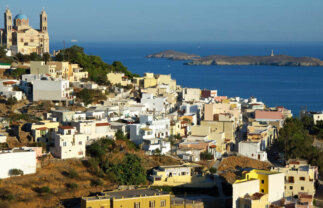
14 14 28 20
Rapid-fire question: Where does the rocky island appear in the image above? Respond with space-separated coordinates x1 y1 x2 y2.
146 50 200 60
147 50 323 66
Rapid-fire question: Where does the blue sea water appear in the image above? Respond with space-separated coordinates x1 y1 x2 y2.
51 42 323 116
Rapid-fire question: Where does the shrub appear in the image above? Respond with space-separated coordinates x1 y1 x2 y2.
34 186 51 195
65 169 79 179
200 151 214 160
0 188 15 201
9 169 24 176
65 182 78 190
90 178 103 187
209 167 217 174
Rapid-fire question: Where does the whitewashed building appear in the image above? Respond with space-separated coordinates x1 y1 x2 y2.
129 115 170 145
32 77 73 102
238 141 267 161
0 148 36 179
0 134 7 143
0 80 23 100
141 93 168 114
71 120 114 143
51 126 86 159
142 138 171 155
182 88 201 102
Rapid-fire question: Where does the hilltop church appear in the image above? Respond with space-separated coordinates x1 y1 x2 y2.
0 8 49 56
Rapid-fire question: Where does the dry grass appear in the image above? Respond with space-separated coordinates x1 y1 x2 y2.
0 159 116 208
0 141 181 208
218 156 271 184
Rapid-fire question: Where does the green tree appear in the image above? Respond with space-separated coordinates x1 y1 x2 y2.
54 45 135 84
104 154 146 185
6 97 17 106
42 52 51 63
276 118 314 160
0 46 7 58
200 151 214 160
29 52 42 61
115 130 127 140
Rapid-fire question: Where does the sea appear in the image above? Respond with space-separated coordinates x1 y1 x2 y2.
51 41 323 116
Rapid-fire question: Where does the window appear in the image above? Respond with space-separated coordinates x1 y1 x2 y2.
181 172 186 176
288 176 294 183
79 141 82 145
300 177 305 181
261 189 264 193
149 200 155 208
30 39 34 43
134 202 140 208
160 200 166 207
63 142 67 147
261 180 264 184
289 186 293 190
301 186 304 191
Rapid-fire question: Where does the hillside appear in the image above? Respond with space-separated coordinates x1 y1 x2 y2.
0 139 181 208
218 156 272 184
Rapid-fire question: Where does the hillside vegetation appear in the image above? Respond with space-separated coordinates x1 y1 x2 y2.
55 45 139 84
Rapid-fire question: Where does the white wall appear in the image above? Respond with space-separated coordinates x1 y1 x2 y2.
232 180 260 208
0 135 7 143
33 79 70 101
238 142 267 161
0 150 36 179
268 173 285 203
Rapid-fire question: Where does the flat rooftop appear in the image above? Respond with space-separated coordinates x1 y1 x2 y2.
83 189 168 201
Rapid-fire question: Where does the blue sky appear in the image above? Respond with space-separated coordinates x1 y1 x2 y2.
1 0 323 42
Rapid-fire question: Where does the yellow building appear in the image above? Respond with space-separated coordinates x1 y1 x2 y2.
31 120 60 144
107 72 131 86
149 164 214 188
134 73 176 91
233 169 284 208
81 188 171 208
0 8 49 55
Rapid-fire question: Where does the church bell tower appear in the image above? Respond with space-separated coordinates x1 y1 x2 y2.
40 9 48 33
4 8 13 48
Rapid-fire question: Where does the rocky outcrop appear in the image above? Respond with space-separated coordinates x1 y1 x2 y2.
186 55 323 66
147 50 323 67
146 50 200 60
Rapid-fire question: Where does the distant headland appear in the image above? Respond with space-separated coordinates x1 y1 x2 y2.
147 50 323 67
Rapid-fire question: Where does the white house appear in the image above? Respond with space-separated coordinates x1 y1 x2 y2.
182 88 201 102
141 93 168 114
142 138 171 155
32 77 73 102
85 110 105 120
0 80 23 100
0 134 7 143
71 120 114 143
51 126 86 159
313 112 323 125
0 148 36 179
238 141 267 161
129 115 170 145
